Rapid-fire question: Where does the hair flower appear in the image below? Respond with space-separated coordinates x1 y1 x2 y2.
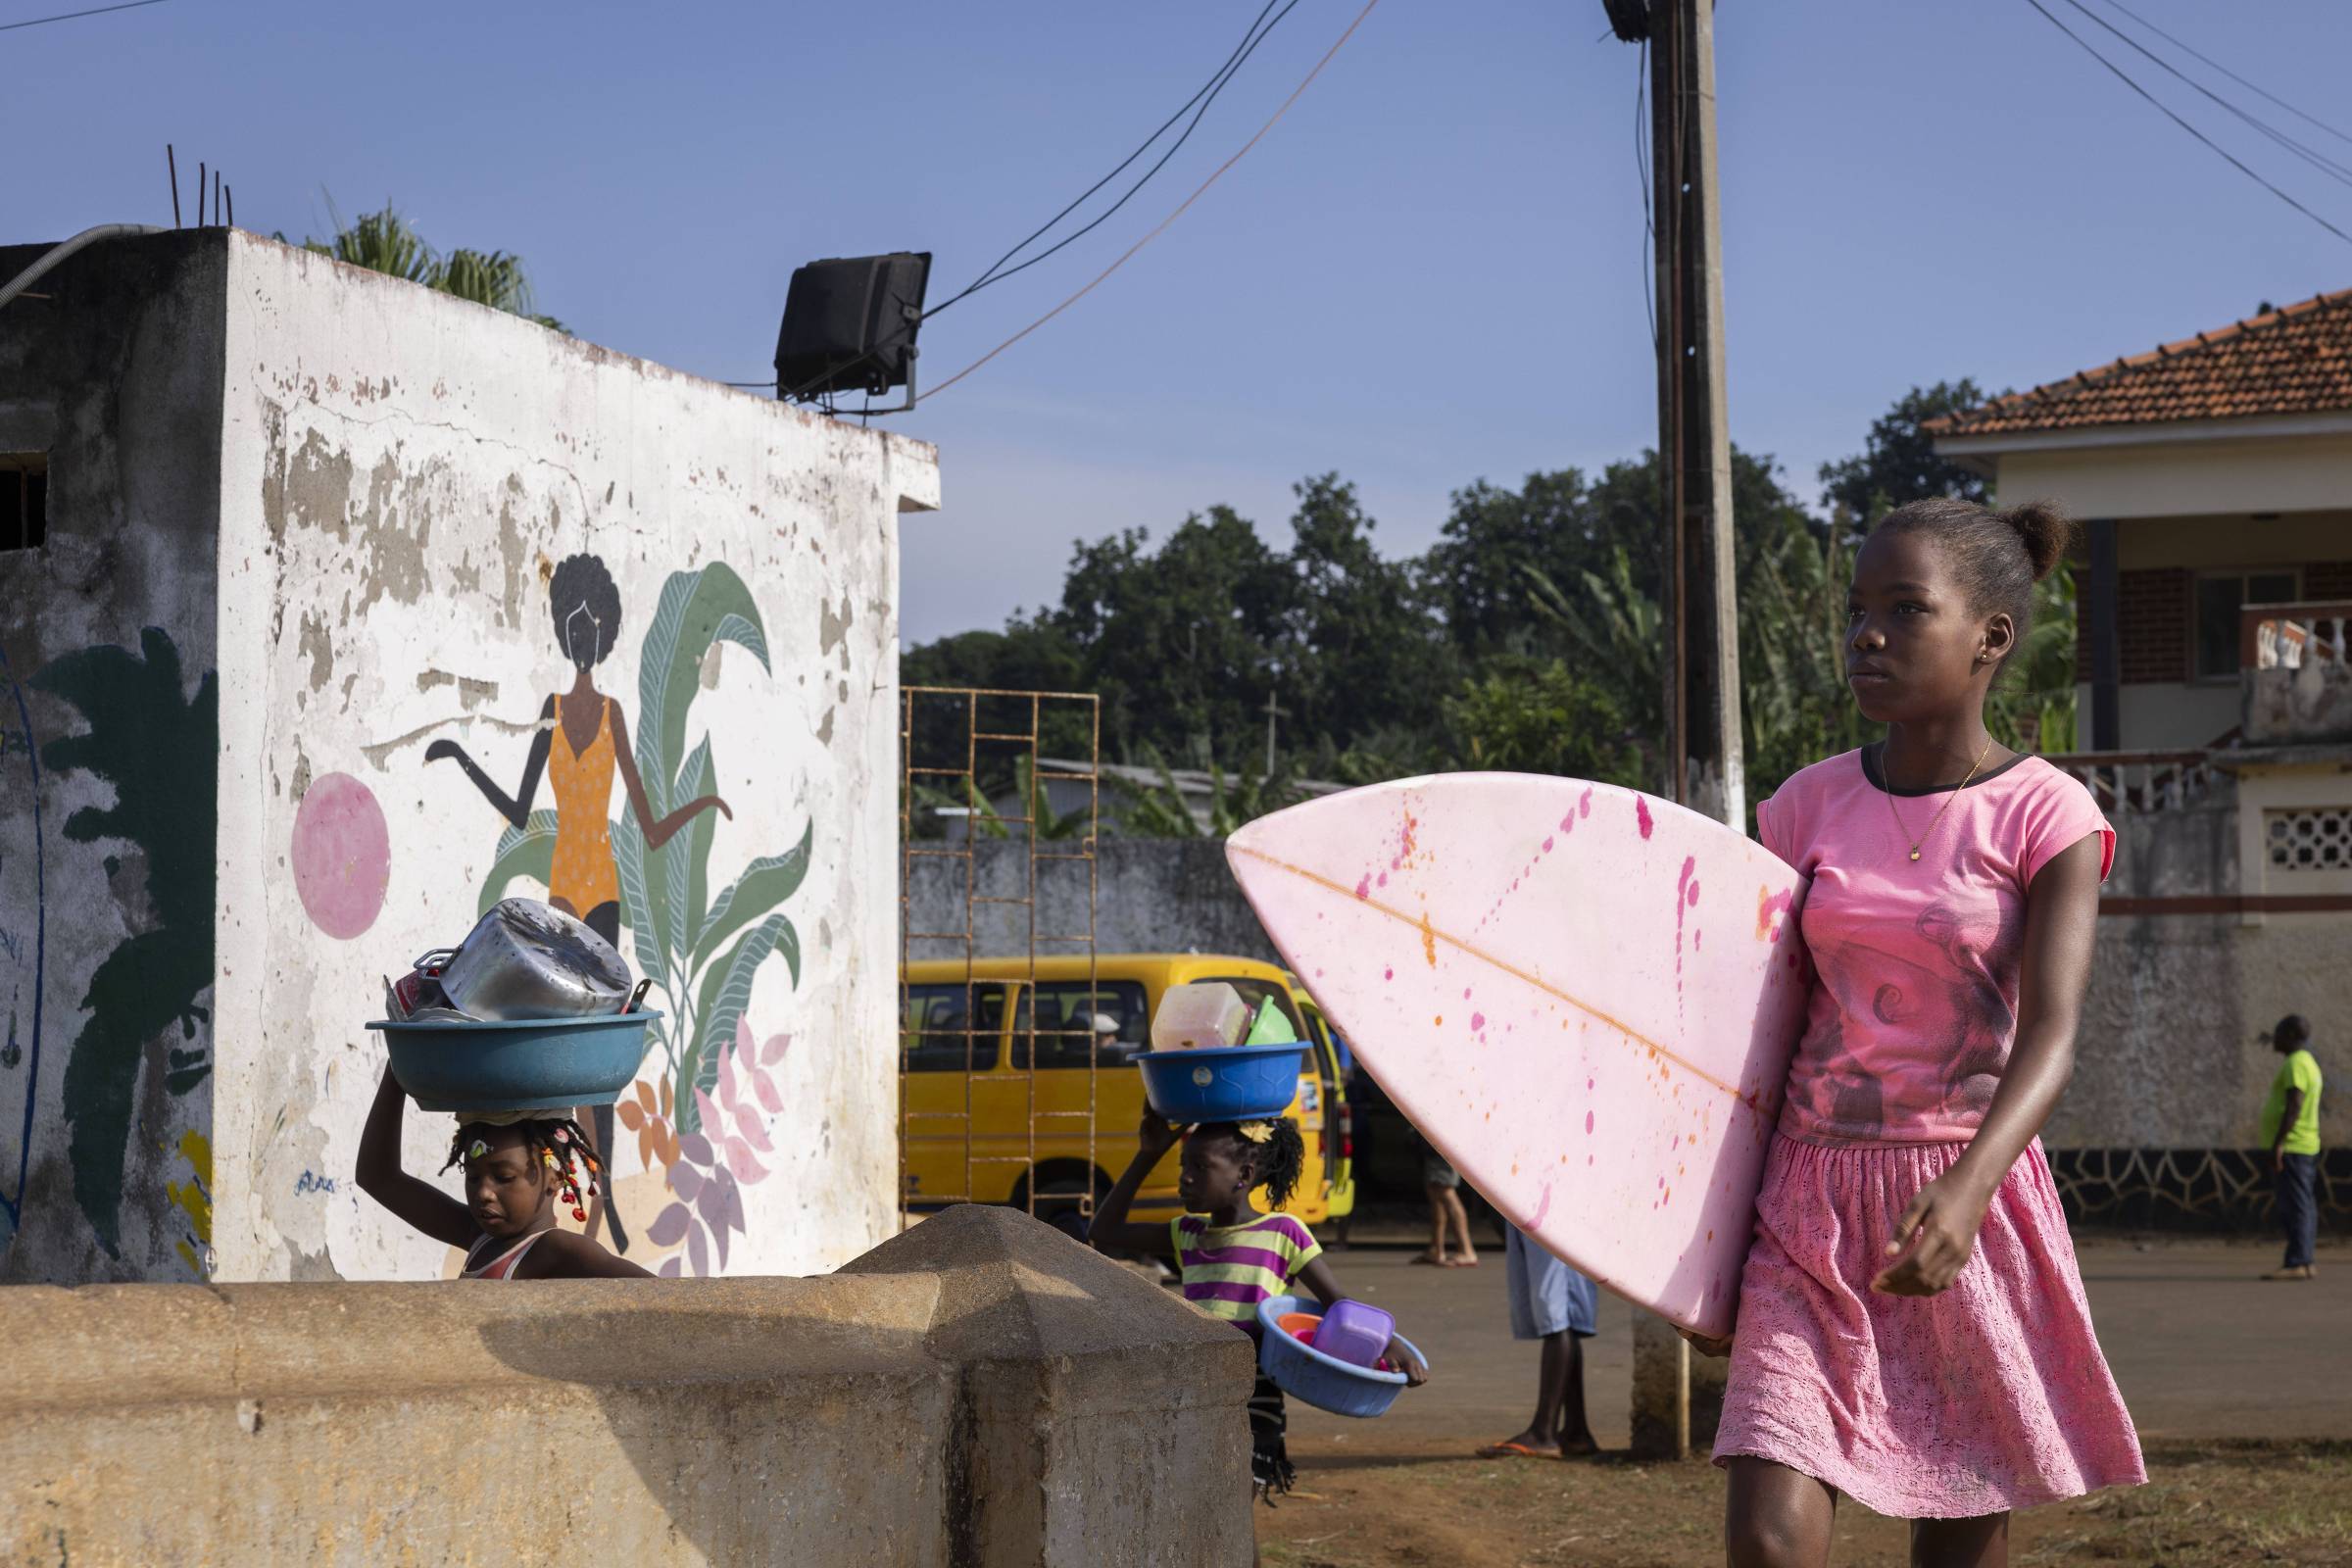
1237 1121 1274 1144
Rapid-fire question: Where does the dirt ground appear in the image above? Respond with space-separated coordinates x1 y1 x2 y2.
1257 1439 2352 1567
1251 1235 2350 1566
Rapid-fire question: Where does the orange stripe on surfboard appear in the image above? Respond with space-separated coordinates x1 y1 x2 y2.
1229 840 1768 1115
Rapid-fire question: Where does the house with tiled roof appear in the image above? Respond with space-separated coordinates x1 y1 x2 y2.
1929 293 2351 1234
1930 289 2352 754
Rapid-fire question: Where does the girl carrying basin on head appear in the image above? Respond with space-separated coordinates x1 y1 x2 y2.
1092 1104 1429 1509
356 1063 651 1280
425 552 731 1253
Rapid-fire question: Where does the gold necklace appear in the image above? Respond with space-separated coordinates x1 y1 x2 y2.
1881 735 1995 862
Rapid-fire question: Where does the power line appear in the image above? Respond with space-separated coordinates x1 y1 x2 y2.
936 0 1304 309
2089 0 2352 151
1635 35 1655 353
0 0 169 31
922 0 1383 405
2021 0 2352 248
930 0 1291 318
2062 0 2352 193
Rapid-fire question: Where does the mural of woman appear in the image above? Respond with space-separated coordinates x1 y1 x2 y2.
426 552 731 1249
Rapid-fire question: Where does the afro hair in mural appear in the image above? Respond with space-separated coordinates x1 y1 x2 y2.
550 553 623 669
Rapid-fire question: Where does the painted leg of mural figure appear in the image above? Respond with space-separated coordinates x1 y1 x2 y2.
583 900 629 1254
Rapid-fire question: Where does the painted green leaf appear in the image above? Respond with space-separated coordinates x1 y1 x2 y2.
693 823 812 971
612 809 665 990
635 563 769 818
678 912 796 1133
666 737 713 957
477 810 560 916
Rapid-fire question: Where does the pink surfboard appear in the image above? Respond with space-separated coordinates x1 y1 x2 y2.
1226 774 1810 1338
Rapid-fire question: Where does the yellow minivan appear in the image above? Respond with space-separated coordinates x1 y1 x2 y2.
902 955 1345 1239
1289 977 1356 1227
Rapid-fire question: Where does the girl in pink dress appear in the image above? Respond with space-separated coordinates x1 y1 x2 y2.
1703 498 2143 1566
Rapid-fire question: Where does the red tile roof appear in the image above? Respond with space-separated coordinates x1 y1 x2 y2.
1927 287 2352 438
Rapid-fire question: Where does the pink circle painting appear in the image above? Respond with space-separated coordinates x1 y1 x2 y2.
292 772 391 940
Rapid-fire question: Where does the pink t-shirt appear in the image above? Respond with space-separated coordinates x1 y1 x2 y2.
1756 747 2113 1146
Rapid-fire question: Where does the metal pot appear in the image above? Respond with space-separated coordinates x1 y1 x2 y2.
428 899 632 1021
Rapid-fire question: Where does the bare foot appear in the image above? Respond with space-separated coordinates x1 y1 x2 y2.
1446 1251 1481 1268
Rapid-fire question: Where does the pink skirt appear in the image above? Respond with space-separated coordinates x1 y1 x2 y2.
1713 1136 2144 1519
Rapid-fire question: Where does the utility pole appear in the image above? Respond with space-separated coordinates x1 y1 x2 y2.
1651 0 1743 831
1614 0 1743 1462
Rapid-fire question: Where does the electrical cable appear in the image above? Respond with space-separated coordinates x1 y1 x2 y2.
1 0 168 30
1635 35 1655 354
2089 0 2352 151
919 0 1382 405
2021 0 2352 248
770 3 1301 405
2062 0 2352 192
931 0 1304 312
931 0 1289 317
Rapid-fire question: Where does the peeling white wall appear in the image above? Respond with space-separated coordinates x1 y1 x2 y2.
212 231 935 1281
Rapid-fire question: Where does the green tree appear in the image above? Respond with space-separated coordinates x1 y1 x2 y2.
293 200 566 332
1817 379 1990 537
1443 657 1638 782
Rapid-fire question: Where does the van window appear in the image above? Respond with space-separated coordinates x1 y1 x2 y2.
1203 976 1304 1042
1012 980 1151 1070
903 983 1006 1071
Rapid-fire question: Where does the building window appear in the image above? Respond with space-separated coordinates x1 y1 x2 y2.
0 455 45 553
2195 568 2298 679
2266 808 2351 874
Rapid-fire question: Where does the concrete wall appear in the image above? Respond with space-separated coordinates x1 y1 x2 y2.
0 1204 1256 1567
1993 430 2352 519
3 229 939 1284
0 233 227 1283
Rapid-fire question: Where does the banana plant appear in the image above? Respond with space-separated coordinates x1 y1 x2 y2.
478 562 811 1139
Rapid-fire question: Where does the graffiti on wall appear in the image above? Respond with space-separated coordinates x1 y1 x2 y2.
0 639 47 1255
435 554 811 1274
9 629 219 1262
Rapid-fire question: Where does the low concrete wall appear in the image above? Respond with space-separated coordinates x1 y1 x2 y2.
0 1204 1254 1566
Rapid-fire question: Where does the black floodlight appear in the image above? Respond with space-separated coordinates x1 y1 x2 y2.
1600 0 1649 42
773 252 932 412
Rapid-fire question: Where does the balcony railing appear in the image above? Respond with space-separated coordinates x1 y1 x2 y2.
2041 750 2220 817
2240 601 2352 745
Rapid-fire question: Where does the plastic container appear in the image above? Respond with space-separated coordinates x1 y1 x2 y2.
1137 1042 1304 1122
1256 1295 1424 1418
1149 982 1253 1052
1311 1298 1396 1369
367 1011 660 1113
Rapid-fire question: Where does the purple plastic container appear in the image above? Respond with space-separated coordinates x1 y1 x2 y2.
1313 1299 1395 1368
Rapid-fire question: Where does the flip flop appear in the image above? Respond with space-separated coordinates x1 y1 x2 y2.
1408 1254 1446 1266
1445 1256 1481 1268
1476 1441 1553 1459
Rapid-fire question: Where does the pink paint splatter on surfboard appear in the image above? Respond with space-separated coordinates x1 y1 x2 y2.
1636 797 1653 838
1531 1182 1553 1229
1756 884 1793 941
1673 854 1696 1011
1354 874 1371 900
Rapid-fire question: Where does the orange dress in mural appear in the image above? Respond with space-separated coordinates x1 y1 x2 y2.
546 697 621 919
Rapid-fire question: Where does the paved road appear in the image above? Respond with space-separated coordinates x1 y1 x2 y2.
1286 1235 2347 1457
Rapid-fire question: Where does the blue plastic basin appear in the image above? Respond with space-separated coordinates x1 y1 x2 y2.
367 1011 660 1113
1136 1042 1304 1123
1256 1294 1424 1418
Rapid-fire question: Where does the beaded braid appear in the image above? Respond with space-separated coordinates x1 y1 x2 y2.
442 1116 606 1224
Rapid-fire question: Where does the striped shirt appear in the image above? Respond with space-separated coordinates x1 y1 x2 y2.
1171 1212 1322 1332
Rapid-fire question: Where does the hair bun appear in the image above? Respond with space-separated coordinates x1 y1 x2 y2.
2001 500 2072 581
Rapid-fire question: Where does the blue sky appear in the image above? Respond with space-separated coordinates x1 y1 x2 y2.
15 0 2352 643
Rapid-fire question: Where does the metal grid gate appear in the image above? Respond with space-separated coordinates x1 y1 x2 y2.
898 686 1102 1231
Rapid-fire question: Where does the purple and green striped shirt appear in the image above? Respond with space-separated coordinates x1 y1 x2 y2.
1171 1212 1322 1330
